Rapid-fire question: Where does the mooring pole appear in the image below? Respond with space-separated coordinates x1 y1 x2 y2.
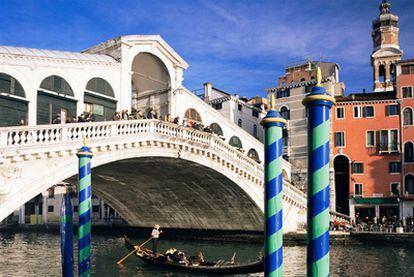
77 139 93 277
261 94 287 277
61 193 74 277
302 67 335 276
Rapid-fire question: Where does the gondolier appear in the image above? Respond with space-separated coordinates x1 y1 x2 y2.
151 224 162 255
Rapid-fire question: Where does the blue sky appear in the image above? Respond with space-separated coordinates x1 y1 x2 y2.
1 0 413 98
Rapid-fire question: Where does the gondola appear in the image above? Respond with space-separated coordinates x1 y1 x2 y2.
124 236 263 275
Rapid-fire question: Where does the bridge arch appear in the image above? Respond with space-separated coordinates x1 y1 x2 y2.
84 77 117 121
37 75 77 124
184 108 202 123
229 136 243 150
210 122 223 136
0 72 29 126
131 52 171 119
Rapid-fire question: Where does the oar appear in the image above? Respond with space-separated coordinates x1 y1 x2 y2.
230 252 236 264
117 237 153 265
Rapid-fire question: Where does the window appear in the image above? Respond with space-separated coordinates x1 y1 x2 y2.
86 78 114 97
48 206 54 213
212 103 222 110
354 184 363 196
279 106 290 120
39 75 74 96
389 162 401 173
353 106 362 118
402 87 413 98
252 110 259 118
363 106 374 118
386 104 399 116
403 108 413 126
0 73 26 97
379 130 399 152
92 205 100 213
238 104 242 111
48 188 55 198
352 162 364 174
366 131 375 147
405 174 414 194
401 65 414 75
404 142 414 163
276 90 290 99
391 183 399 195
336 107 344 119
253 124 257 138
238 118 242 127
335 132 345 147
74 206 78 213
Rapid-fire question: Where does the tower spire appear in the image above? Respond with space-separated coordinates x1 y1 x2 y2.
380 0 391 15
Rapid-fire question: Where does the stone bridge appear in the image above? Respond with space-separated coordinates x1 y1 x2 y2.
0 120 309 232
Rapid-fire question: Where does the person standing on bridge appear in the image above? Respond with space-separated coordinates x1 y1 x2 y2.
151 224 163 256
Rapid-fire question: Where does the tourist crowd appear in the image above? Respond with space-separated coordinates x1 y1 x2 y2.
353 215 414 233
50 108 215 134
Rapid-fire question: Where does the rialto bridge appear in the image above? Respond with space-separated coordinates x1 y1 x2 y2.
0 35 348 232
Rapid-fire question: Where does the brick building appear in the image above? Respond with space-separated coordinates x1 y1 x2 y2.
331 0 414 219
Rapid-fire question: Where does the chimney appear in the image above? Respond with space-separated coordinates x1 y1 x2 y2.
204 82 212 102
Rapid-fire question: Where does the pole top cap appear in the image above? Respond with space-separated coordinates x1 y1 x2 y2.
260 93 287 127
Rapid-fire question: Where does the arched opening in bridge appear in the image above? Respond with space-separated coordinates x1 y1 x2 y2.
184 108 202 123
229 136 243 150
210 123 223 136
84 77 117 121
37 75 76 124
334 155 350 215
65 157 263 230
131 52 171 119
0 72 28 126
405 174 414 195
247 148 260 163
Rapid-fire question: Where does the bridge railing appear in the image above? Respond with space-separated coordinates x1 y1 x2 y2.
0 120 264 176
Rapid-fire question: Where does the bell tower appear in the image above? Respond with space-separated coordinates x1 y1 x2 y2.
371 0 403 92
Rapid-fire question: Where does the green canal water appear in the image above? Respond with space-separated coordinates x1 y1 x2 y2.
0 232 413 276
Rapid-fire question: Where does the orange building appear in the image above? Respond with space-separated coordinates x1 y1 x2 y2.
397 59 414 217
333 92 401 219
331 1 414 220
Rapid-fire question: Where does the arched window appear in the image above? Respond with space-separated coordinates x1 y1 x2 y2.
405 174 414 194
379 64 386 83
300 78 306 82
290 80 296 85
405 142 414 163
40 75 74 96
390 64 396 82
86 78 114 97
247 149 260 163
253 124 258 138
403 108 413 126
229 136 243 149
210 123 223 136
0 73 25 97
238 118 242 127
280 106 290 120
184 108 202 122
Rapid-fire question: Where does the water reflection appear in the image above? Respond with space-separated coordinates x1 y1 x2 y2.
0 233 413 276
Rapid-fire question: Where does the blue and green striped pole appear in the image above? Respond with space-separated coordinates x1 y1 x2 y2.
302 68 335 277
61 192 74 277
77 143 93 277
261 94 287 277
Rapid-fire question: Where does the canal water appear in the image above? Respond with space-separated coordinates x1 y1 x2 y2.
0 232 413 276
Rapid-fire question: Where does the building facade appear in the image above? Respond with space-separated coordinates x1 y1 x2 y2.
267 61 345 191
331 0 414 219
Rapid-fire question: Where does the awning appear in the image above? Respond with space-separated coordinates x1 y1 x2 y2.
353 197 399 205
